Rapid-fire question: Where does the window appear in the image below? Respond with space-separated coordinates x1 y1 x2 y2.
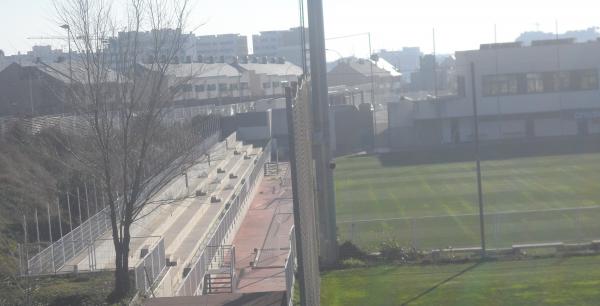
263 82 271 89
195 84 205 92
482 75 518 96
579 70 598 90
272 81 280 88
526 73 544 93
182 84 193 92
218 83 228 91
207 84 216 91
554 71 571 91
241 82 249 89
230 84 238 90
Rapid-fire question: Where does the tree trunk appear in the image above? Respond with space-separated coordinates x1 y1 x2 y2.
112 239 131 299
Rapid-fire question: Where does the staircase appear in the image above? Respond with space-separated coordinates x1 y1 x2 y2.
264 162 279 176
204 245 236 294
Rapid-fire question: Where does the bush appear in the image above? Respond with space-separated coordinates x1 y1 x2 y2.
379 240 423 262
338 241 367 260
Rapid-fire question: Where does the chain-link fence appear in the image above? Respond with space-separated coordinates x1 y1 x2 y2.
175 140 271 296
285 78 321 305
338 205 600 252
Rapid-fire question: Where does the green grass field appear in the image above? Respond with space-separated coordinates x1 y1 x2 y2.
334 153 600 251
321 255 600 306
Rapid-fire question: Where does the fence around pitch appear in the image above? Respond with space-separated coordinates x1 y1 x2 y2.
25 131 220 276
175 140 271 296
337 205 600 252
134 238 167 296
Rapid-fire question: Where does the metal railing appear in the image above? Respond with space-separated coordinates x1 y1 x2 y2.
175 140 271 296
134 238 167 296
24 131 221 276
26 202 119 275
284 226 297 306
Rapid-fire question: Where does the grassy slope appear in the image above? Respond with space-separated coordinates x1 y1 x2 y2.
322 255 600 306
334 153 600 250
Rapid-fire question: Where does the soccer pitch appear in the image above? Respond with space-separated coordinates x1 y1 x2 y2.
321 255 600 306
334 153 600 251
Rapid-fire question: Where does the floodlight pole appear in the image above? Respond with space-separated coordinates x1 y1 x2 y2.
470 62 486 258
368 32 375 105
307 0 338 266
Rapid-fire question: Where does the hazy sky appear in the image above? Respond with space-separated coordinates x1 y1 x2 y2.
1 0 599 59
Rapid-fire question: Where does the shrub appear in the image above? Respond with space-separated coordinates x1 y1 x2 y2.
338 241 367 260
379 240 423 262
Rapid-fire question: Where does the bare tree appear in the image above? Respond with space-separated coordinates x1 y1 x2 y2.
53 0 207 298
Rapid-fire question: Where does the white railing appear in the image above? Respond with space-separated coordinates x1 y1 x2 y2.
134 238 167 296
284 226 297 306
175 140 271 296
24 131 220 275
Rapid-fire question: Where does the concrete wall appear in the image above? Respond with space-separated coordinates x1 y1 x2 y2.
235 110 272 141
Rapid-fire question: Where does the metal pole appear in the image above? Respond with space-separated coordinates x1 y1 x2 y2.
93 180 99 214
66 192 73 232
22 214 28 271
308 0 338 266
77 188 83 225
47 203 55 272
68 27 72 84
56 197 65 266
84 181 92 243
368 32 375 105
34 209 41 253
84 181 90 219
368 33 379 149
470 62 486 258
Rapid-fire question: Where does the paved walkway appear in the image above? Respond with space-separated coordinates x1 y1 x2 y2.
232 163 293 294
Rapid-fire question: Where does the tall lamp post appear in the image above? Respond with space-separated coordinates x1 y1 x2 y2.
60 24 73 83
326 32 376 105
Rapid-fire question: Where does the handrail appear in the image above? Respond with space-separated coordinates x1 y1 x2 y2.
174 140 271 296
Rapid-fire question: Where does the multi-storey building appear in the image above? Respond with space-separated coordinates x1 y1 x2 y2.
107 29 248 64
388 38 600 149
252 27 307 66
195 34 248 59
150 57 303 106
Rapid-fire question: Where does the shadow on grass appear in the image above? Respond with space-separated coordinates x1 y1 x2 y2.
400 262 482 306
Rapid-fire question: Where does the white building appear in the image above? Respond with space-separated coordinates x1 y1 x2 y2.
388 39 600 148
195 34 248 59
252 27 307 66
108 30 248 64
153 58 302 105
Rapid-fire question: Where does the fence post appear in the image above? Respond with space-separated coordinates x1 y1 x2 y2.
57 197 65 267
411 218 417 249
47 203 55 273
